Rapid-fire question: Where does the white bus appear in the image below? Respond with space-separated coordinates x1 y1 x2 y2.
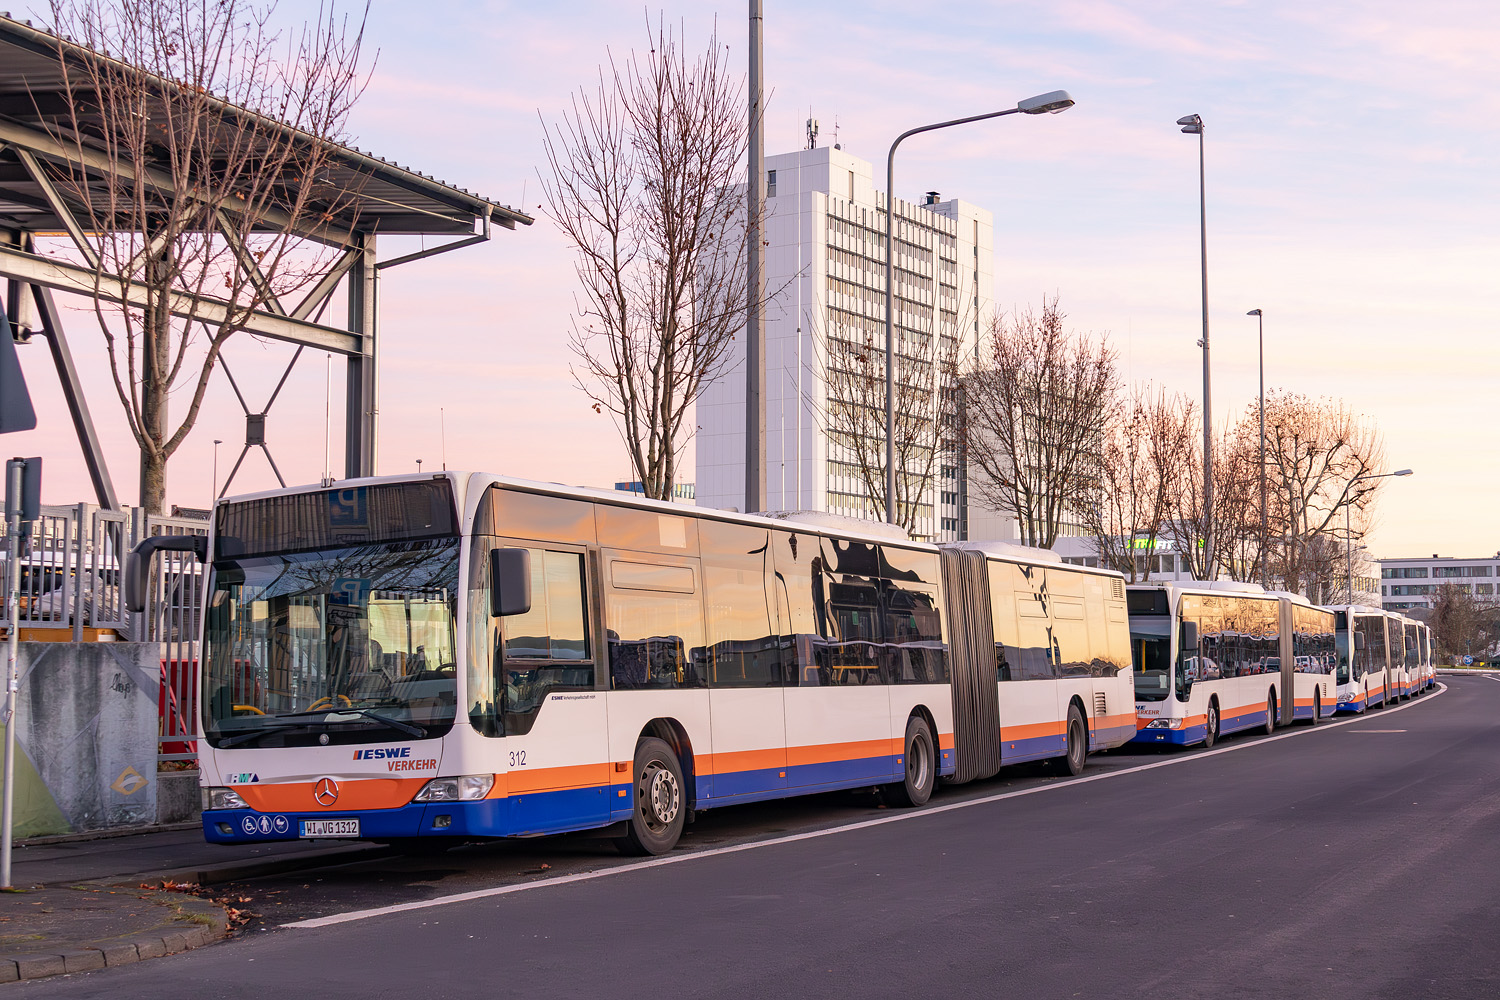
127 473 1137 855
1330 605 1396 714
1128 582 1337 747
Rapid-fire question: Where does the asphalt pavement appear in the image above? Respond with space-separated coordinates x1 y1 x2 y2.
10 674 1493 998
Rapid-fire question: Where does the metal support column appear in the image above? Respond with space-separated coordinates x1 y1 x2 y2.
744 0 767 515
29 283 120 509
345 232 378 479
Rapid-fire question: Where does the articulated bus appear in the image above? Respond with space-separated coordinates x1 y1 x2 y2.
127 473 1137 855
1330 605 1398 713
1397 616 1432 697
1127 582 1337 747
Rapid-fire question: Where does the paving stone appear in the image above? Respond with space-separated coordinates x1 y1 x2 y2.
161 930 193 953
134 937 166 959
15 954 67 979
0 959 18 983
100 943 140 966
61 949 106 973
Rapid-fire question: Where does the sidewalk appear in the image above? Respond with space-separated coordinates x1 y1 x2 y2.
1 825 391 983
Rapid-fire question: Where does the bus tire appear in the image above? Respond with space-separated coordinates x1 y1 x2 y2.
883 715 936 807
1263 692 1276 736
1311 692 1321 725
1202 699 1219 748
1056 704 1087 776
616 737 685 857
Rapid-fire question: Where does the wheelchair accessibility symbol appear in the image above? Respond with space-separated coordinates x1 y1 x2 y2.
241 815 258 835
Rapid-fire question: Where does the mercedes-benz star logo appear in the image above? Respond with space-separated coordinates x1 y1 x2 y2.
313 777 339 807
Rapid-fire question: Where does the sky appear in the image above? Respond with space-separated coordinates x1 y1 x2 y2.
9 0 1499 559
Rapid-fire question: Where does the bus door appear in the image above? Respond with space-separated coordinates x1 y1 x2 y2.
701 522 786 801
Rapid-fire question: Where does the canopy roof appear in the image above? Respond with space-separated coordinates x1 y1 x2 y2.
0 11 532 238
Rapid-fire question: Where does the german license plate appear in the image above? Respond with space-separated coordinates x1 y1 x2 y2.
300 818 360 838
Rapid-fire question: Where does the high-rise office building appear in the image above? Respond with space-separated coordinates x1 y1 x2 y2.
695 145 993 541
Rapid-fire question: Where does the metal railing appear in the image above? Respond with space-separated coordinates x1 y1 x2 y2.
0 502 209 765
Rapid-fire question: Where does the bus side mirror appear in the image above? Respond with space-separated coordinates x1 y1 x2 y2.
1354 632 1366 651
1180 621 1198 653
124 534 207 612
490 547 531 617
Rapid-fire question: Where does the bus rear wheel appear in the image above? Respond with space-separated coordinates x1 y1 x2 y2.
1263 693 1276 736
1055 704 1087 776
883 715 935 807
1311 692 1322 725
616 737 685 857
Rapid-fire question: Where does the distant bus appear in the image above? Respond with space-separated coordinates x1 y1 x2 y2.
1128 582 1337 747
1330 605 1397 713
129 473 1138 855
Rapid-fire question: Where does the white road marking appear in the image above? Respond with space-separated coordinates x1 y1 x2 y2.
1348 729 1406 733
285 682 1449 930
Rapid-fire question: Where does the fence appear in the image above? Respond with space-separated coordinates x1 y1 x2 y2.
1 502 209 765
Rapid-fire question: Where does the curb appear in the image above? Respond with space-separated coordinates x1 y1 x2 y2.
0 892 228 984
148 842 397 886
17 822 201 848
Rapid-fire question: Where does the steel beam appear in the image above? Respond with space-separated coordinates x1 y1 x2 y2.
28 282 119 509
345 232 377 478
11 146 99 269
0 118 356 248
0 242 362 355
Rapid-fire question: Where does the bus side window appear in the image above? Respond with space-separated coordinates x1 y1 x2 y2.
988 560 1017 681
495 547 593 736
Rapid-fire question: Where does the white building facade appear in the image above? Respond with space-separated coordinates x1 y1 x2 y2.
1379 553 1500 610
695 145 994 542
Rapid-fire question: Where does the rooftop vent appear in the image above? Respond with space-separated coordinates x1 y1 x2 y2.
925 191 941 205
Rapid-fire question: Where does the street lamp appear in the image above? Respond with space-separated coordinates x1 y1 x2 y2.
882 90 1075 525
1344 468 1413 602
1247 309 1265 587
1179 113 1212 576
212 439 222 501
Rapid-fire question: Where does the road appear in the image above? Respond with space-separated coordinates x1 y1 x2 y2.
19 676 1499 999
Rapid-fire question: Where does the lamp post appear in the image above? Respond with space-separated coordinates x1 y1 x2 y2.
1178 114 1212 576
882 90 1075 525
1344 468 1413 602
1246 309 1265 586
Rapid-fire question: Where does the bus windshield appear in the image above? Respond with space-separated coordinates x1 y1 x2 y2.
1131 619 1172 702
202 537 461 747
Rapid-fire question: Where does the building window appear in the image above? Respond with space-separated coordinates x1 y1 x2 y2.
767 170 776 198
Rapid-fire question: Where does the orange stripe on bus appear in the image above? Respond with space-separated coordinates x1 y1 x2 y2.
786 737 897 768
238 777 430 812
507 762 611 795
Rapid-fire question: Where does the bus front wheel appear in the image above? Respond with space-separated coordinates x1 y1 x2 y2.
616 737 685 857
883 715 935 807
1263 692 1276 736
1202 700 1219 749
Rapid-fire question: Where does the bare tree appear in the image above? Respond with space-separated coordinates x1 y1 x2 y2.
1430 584 1499 663
1258 391 1385 598
1082 384 1195 581
540 20 758 501
965 297 1119 549
43 0 370 513
820 317 963 536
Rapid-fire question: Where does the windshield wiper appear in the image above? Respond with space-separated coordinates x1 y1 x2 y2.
216 709 425 747
324 709 426 738
219 722 306 748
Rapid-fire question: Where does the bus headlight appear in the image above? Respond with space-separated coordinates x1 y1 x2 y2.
1337 692 1354 703
1144 718 1187 730
413 775 495 803
203 787 248 811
